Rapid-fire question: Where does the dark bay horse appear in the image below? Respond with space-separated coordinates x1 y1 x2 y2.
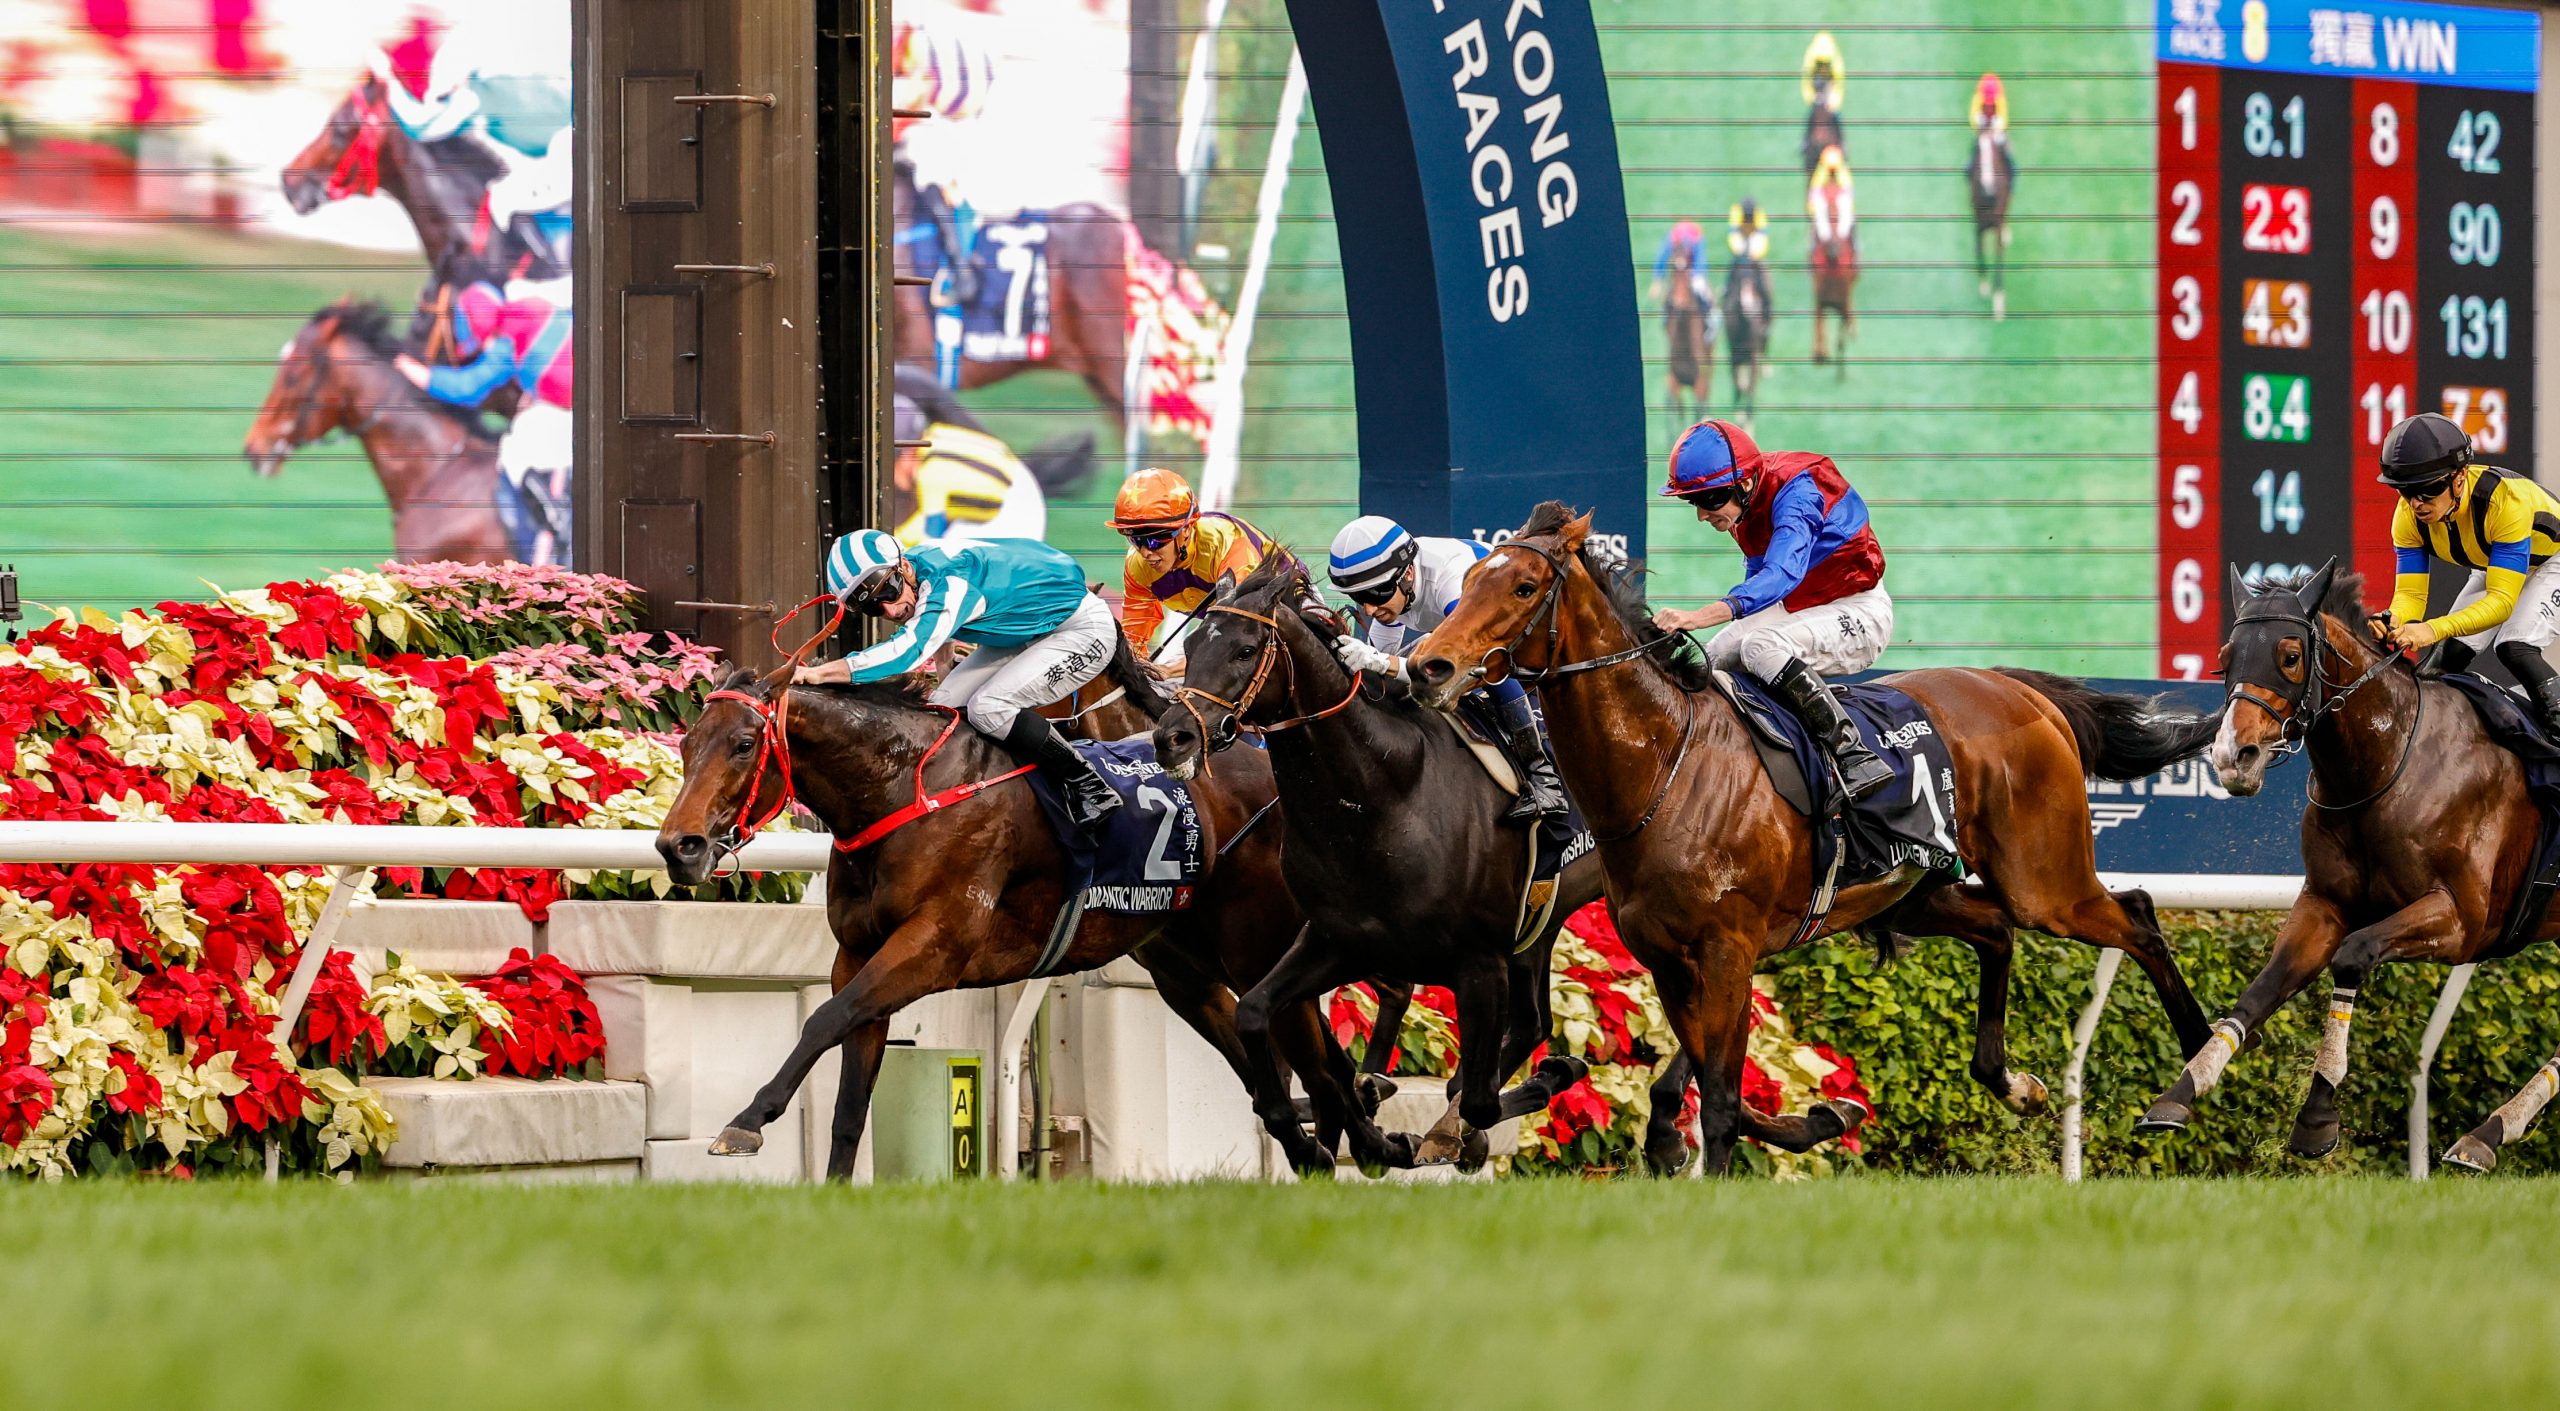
1971 119 2016 320
1809 232 1856 373
1152 555 1600 1170
1802 77 1845 175
2139 566 2560 1171
281 70 566 311
1663 242 1716 438
1406 504 2221 1174
1723 251 1773 429
655 646 1366 1178
242 300 508 564
890 173 1133 417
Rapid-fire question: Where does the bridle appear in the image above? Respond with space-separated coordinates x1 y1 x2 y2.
324 81 392 201
2225 598 2420 811
1171 599 1366 771
693 593 1033 872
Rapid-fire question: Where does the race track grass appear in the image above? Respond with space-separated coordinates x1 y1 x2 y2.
5 1176 2557 1409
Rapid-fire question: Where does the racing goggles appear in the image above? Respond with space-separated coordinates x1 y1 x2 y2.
2396 475 2459 503
1344 579 1404 608
1678 481 1746 512
842 569 908 616
1121 524 1184 551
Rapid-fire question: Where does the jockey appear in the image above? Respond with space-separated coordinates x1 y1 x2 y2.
801 528 1123 827
1808 146 1856 250
1971 73 2017 192
1112 468 1279 672
374 15 572 271
887 394 1046 546
893 16 998 308
1801 32 1846 111
1653 219 1707 295
1324 516 1570 822
396 278 573 566
1726 198 1773 319
1652 419 1895 800
2377 412 2560 733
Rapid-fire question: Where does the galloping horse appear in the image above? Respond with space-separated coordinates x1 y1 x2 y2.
2140 566 2560 1171
655 644 1362 1178
280 72 564 353
1152 555 1603 1170
1802 75 1846 176
1407 505 2221 1174
1807 157 1858 374
1723 251 1773 430
242 300 508 564
890 172 1133 418
1662 240 1717 437
1970 118 2016 320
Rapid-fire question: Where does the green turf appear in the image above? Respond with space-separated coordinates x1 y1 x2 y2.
0 222 421 615
3 1176 2556 1409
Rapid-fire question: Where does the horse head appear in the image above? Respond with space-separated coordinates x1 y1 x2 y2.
1154 557 1316 780
282 72 391 215
244 305 364 477
1408 507 1595 710
2211 559 2398 796
658 667 801 885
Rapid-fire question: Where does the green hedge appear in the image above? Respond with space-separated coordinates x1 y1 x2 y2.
1767 911 2560 1176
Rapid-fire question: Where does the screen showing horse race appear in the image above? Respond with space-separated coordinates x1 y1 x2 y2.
2155 0 2540 678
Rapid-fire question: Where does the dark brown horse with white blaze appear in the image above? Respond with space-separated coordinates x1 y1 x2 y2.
242 300 509 564
1151 555 1602 1170
1407 504 2222 1174
2139 566 2560 1171
654 645 1374 1178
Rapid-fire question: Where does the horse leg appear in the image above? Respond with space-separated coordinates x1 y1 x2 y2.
1492 932 1585 1119
1359 979 1414 1095
1236 931 1416 1173
1976 818 2215 1057
1682 935 1866 1172
1644 1053 1696 1175
1977 223 1991 299
2448 1043 2560 1174
2138 893 2347 1132
2290 890 2467 1159
1994 221 2010 320
824 1020 891 1180
714 919 950 1160
1890 883 2046 1114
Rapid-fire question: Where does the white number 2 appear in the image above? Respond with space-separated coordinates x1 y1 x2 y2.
1134 784 1184 880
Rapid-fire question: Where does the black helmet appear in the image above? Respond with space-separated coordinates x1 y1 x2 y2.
2377 412 2471 489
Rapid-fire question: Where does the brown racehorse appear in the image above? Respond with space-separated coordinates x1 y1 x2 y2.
2138 566 2560 1171
243 300 509 564
891 173 1132 416
1809 231 1856 373
1971 117 2016 321
1663 242 1716 439
655 644 1364 1178
1405 504 2221 1174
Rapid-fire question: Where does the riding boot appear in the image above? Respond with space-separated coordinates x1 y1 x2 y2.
1766 658 1894 803
1499 722 1570 824
1003 710 1121 829
2496 640 2560 741
918 185 980 307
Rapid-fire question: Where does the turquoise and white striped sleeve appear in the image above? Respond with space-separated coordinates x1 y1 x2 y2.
843 574 980 683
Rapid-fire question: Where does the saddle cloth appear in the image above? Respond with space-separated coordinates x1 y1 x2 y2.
1020 736 1205 915
2436 673 2560 954
930 215 1053 382
1714 670 1964 887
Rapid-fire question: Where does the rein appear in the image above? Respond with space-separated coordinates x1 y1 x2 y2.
698 594 1033 872
326 86 391 200
2226 603 2420 811
1172 601 1366 772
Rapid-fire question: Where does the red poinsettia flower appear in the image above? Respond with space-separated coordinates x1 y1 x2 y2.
1740 1054 1784 1116
263 580 362 661
0 1062 56 1147
1536 1075 1615 1142
105 1049 162 1116
294 952 386 1068
133 964 232 1040
19 618 142 683
154 600 278 694
474 949 605 1076
206 1026 311 1133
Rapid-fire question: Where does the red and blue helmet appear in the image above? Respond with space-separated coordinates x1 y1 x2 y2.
1661 419 1763 499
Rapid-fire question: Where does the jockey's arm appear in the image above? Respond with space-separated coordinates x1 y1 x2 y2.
419 336 519 407
842 576 979 684
2417 496 2537 644
2386 505 2432 628
1119 570 1166 653
1837 190 1855 235
1721 479 1824 619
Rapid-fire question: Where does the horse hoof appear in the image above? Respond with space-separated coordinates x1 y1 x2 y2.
2443 1134 2500 1174
1290 1096 1318 1124
1356 1073 1398 1114
2004 1072 2050 1117
1645 1137 1693 1177
1537 1054 1589 1088
2133 1100 2191 1134
1821 1097 1870 1134
2287 1121 2341 1161
1457 1127 1491 1172
1412 1129 1465 1167
709 1126 763 1157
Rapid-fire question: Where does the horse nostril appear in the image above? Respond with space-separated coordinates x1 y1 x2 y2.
672 835 707 860
1414 657 1454 688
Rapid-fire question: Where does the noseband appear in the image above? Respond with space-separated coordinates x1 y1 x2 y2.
1171 600 1366 770
1454 538 1689 690
2225 601 2420 810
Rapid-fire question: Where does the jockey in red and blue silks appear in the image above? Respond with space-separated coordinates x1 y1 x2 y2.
397 279 575 565
1653 417 1895 800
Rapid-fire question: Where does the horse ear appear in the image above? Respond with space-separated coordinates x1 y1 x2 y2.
2298 557 2339 616
2228 562 2255 608
1561 511 1594 553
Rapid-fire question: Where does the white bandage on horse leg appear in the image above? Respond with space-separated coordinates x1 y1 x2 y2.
2486 1060 2560 1146
2314 988 2357 1087
2184 1018 2247 1097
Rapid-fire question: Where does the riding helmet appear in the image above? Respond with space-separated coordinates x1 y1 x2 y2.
2376 412 2472 488
1327 516 1417 597
1663 419 1763 498
1106 467 1200 532
826 528 906 604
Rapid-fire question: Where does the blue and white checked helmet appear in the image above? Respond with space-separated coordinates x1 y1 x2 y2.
1326 516 1417 598
825 528 906 604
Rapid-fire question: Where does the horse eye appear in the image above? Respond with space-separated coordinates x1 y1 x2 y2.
1513 581 1535 598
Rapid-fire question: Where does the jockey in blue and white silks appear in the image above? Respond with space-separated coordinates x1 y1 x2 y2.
798 529 1122 825
1325 516 1568 822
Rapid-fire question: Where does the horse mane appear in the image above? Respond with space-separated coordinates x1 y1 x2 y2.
312 296 502 440
1517 501 1715 692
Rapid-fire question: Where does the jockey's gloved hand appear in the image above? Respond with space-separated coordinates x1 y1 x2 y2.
1334 635 1405 681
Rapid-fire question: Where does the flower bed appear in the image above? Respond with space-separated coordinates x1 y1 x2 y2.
1328 902 1873 1178
0 564 786 1179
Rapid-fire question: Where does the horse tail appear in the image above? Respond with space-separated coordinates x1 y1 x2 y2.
1995 668 2222 782
1022 431 1099 498
1099 606 1175 724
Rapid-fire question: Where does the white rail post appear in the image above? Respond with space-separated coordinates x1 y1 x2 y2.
2060 949 2124 1182
2408 963 2476 1181
994 978 1059 1180
262 864 368 1182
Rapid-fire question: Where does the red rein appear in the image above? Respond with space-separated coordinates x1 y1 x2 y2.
701 594 1034 866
